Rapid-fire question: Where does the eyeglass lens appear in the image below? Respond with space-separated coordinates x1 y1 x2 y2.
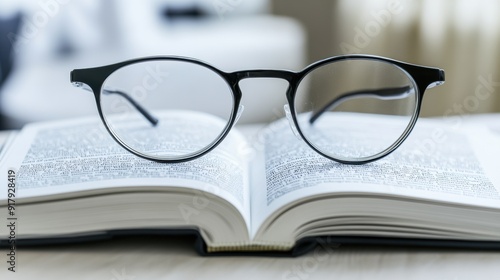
294 59 417 161
99 60 234 160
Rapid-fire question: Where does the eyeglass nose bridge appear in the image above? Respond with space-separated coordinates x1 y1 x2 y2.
232 70 299 102
234 69 297 82
230 68 297 96
232 69 302 137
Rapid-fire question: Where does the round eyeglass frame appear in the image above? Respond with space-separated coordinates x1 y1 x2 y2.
70 54 445 164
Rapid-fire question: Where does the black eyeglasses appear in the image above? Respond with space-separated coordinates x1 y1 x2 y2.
70 55 444 164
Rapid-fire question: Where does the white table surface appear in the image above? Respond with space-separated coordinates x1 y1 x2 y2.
1 114 500 279
2 235 500 280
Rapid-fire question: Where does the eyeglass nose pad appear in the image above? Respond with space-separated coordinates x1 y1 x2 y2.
283 104 302 140
232 105 245 127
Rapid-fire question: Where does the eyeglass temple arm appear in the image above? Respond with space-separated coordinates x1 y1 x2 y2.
308 86 412 124
73 82 159 126
102 89 159 126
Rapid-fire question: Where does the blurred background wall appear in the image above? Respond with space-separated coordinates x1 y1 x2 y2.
0 0 499 128
273 0 500 117
0 0 306 127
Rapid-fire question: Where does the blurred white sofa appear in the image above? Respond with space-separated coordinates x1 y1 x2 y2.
0 0 306 127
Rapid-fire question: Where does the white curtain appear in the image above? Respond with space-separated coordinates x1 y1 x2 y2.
333 0 500 116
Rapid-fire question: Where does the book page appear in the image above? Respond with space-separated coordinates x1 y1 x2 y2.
250 114 500 234
0 112 251 227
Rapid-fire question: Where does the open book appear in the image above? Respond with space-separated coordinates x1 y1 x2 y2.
1 112 500 255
